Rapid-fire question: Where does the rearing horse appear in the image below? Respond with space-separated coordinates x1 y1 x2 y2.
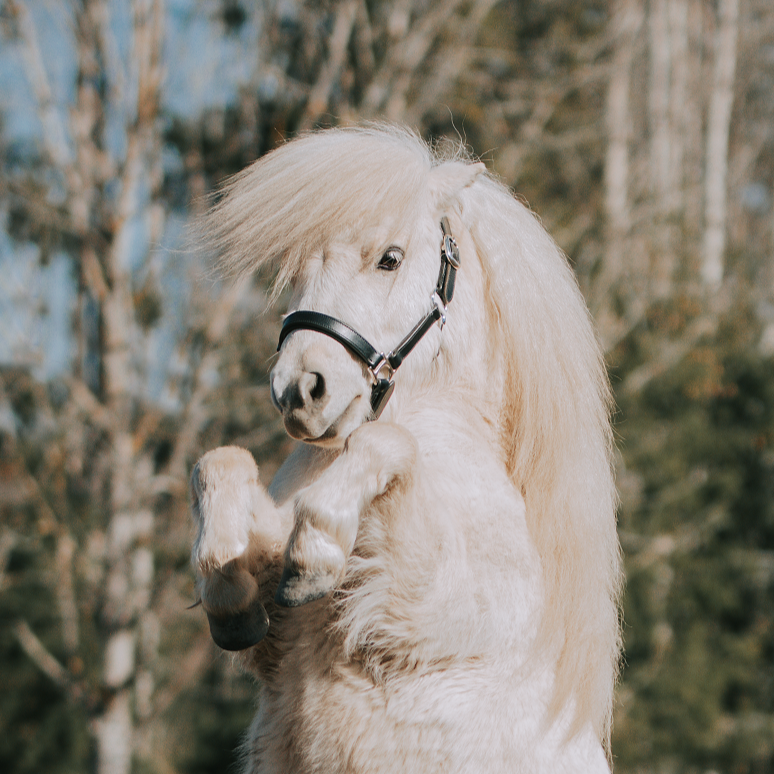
191 124 622 773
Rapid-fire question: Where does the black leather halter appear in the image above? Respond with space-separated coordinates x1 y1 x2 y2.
277 217 461 419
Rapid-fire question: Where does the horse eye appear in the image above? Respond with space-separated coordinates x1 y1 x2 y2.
377 247 404 271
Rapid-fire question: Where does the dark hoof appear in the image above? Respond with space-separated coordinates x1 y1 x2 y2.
206 601 270 651
275 566 335 608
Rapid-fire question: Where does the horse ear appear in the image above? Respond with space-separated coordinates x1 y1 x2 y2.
429 161 486 209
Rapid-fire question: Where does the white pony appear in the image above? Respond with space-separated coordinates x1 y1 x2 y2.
191 125 622 773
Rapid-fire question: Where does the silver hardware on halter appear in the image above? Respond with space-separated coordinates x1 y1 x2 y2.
431 291 447 328
443 234 460 268
370 356 395 383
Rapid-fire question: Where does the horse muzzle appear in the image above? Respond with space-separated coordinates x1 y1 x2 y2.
270 335 372 444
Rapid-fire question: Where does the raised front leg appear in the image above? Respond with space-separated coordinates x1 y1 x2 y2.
191 446 291 650
275 422 417 607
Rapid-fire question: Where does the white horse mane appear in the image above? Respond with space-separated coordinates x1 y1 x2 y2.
198 123 622 751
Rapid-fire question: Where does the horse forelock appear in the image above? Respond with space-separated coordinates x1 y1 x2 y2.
198 125 448 296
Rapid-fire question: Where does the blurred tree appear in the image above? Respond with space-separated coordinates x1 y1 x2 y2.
0 1 281 772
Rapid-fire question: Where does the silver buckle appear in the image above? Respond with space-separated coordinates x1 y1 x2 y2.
443 234 460 268
370 355 394 383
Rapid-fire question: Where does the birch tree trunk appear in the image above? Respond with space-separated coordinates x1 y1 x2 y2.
667 0 688 214
84 1 165 772
683 0 709 250
649 0 672 199
648 0 690 296
598 0 644 347
701 0 740 287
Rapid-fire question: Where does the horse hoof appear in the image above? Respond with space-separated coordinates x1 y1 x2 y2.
206 601 270 651
275 566 335 607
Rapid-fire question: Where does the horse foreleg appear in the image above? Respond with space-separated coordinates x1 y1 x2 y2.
191 446 292 650
275 422 417 607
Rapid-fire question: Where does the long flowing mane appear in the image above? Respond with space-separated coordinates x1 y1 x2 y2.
461 177 622 744
199 124 622 748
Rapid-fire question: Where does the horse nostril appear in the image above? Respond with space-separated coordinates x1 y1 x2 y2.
309 372 325 402
298 371 326 406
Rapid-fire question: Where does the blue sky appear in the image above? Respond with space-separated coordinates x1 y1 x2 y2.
0 0 265 398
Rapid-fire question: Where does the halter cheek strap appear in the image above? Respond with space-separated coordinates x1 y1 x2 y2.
277 217 461 419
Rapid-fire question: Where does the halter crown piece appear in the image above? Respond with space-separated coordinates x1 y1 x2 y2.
277 217 461 419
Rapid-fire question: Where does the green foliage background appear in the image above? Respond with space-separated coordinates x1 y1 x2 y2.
610 303 774 772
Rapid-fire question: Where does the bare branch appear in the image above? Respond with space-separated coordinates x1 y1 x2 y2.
21 467 61 536
361 0 468 118
66 377 113 429
56 533 80 653
597 2 642 274
649 0 672 197
621 313 719 394
166 278 253 486
149 632 214 718
401 0 500 127
9 0 74 169
352 0 376 79
14 620 72 689
301 0 358 129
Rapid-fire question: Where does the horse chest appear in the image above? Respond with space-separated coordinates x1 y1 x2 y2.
250 656 603 774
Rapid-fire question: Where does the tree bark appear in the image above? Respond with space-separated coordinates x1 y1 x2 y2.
597 0 644 347
701 0 740 287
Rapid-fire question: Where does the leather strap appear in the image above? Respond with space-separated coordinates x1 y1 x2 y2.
437 216 459 306
385 305 441 371
277 311 382 371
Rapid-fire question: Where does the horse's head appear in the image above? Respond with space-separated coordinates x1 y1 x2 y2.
270 173 482 445
211 130 482 447
268 219 417 443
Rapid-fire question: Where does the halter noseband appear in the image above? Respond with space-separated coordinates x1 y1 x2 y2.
277 217 461 419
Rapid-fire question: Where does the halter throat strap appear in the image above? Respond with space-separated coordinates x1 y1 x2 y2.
277 218 460 418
